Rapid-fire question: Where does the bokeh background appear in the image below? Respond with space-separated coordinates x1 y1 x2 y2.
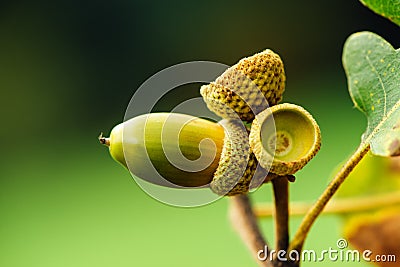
1 0 399 266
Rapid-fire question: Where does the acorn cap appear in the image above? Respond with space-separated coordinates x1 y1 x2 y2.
200 82 254 121
200 49 286 122
249 103 321 175
210 119 268 196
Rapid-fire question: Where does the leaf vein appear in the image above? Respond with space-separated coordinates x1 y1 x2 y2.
365 98 400 144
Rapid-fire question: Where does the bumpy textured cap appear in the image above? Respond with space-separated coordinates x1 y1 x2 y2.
200 49 286 122
200 82 253 121
249 103 321 175
210 120 268 196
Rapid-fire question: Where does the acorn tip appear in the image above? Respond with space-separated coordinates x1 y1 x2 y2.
98 133 110 147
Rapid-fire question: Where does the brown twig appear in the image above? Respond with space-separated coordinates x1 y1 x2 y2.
229 194 273 267
271 176 289 253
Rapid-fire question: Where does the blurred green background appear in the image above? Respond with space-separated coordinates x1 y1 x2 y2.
1 0 399 266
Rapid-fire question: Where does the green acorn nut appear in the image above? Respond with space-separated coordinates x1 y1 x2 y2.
100 113 224 187
200 49 286 121
249 103 321 175
100 113 265 195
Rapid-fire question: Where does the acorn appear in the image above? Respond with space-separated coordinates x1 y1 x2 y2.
249 103 321 175
200 49 286 121
100 113 265 195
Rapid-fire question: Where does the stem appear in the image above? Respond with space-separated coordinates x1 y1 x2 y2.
272 176 289 252
288 143 370 254
254 191 400 217
229 195 273 267
98 133 110 147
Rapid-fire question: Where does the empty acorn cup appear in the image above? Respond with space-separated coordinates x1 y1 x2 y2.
249 103 321 175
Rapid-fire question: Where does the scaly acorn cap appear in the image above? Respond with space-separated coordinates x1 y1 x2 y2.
249 103 321 175
200 49 286 122
210 119 268 196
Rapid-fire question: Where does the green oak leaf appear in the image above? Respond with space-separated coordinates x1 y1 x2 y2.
360 0 400 26
343 31 400 157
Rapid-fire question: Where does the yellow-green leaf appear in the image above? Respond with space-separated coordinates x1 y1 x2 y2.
335 153 400 199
